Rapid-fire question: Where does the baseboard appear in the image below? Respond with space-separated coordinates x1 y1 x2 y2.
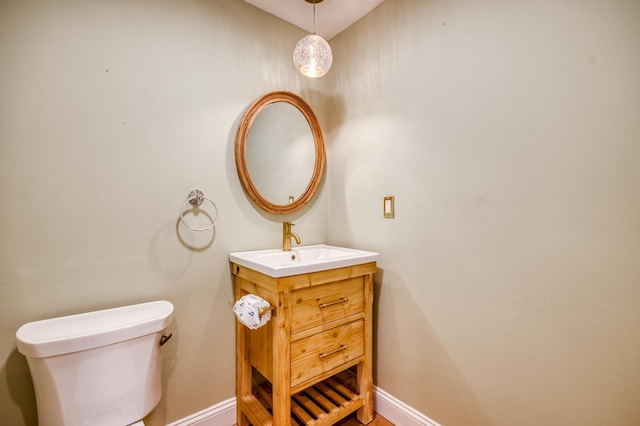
166 387 441 426
165 396 236 426
373 387 442 426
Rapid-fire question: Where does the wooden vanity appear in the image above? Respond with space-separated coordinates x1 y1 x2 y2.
233 260 376 426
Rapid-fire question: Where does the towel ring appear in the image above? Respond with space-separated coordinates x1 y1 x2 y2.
179 189 218 231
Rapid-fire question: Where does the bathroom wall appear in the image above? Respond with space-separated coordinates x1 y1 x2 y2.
326 0 640 425
0 0 329 424
2 0 639 425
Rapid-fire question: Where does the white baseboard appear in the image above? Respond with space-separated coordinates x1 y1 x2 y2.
166 387 441 426
373 387 442 426
165 396 236 426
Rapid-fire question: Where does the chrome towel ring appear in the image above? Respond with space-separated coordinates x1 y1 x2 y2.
179 189 218 231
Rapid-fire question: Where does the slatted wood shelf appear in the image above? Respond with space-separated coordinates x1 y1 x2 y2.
252 371 364 426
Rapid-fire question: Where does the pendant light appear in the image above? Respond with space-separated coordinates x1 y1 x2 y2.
293 0 333 78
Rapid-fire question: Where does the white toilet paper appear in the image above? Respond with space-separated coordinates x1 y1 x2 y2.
233 294 272 329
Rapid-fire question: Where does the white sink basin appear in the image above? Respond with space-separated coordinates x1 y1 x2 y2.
229 244 379 278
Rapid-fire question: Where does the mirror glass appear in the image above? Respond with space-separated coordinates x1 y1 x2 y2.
235 91 325 214
246 102 315 203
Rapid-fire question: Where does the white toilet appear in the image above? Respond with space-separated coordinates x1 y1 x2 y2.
16 300 174 426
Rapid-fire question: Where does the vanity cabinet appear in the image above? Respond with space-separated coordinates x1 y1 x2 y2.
233 261 376 426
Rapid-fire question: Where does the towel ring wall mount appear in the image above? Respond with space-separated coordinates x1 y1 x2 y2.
179 189 218 232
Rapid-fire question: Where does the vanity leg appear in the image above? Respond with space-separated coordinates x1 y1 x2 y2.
272 291 292 426
236 285 252 426
237 409 250 426
357 274 374 424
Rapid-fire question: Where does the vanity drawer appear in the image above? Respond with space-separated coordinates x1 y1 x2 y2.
291 278 364 333
290 320 364 388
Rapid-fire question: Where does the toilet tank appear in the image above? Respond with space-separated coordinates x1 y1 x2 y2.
16 300 174 426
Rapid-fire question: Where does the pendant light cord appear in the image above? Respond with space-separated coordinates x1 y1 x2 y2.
312 1 316 34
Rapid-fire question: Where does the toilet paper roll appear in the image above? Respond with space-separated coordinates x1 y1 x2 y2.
233 294 272 329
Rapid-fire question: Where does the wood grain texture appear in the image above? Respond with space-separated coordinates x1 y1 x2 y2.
335 412 395 426
290 278 364 333
290 321 364 388
234 263 376 426
357 274 374 424
235 91 326 214
234 411 394 426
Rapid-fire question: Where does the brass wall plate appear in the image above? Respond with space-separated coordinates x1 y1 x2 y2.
383 196 394 218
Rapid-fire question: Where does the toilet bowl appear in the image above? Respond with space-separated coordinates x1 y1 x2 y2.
16 300 174 426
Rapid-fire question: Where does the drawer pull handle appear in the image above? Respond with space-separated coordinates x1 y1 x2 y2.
319 345 348 359
319 297 348 308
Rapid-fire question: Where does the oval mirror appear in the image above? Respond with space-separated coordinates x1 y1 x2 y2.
235 91 326 214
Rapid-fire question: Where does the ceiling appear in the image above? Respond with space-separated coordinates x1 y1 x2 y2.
242 0 385 40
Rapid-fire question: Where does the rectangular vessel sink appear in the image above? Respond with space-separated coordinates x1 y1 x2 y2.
229 244 379 278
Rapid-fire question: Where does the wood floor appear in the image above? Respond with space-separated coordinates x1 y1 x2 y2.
334 411 395 426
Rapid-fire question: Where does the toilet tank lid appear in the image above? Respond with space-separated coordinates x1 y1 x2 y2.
16 300 174 358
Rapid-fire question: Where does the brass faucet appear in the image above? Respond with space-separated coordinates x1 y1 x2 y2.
282 221 301 251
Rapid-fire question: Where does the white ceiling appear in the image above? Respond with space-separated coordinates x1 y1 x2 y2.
242 0 385 40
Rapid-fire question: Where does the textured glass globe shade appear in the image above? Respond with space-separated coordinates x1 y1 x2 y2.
293 34 333 78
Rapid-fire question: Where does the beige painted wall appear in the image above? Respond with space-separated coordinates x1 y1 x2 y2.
326 0 640 425
2 0 640 425
0 0 329 424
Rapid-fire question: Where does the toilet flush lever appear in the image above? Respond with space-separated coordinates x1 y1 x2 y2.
159 333 173 346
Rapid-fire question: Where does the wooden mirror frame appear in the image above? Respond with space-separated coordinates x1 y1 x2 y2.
235 91 326 214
